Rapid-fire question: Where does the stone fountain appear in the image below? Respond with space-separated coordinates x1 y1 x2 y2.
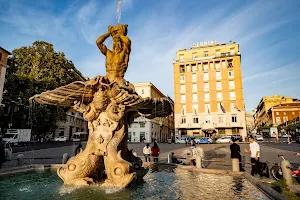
31 24 172 188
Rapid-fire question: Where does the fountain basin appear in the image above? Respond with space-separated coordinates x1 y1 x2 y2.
0 164 278 200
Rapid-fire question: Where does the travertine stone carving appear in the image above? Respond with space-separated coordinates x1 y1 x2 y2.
31 24 172 188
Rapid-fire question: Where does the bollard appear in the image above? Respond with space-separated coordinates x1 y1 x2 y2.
16 154 24 166
196 155 202 169
62 153 69 164
232 158 240 172
168 153 172 164
281 159 293 186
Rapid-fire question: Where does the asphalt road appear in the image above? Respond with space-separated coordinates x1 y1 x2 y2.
260 141 300 153
11 141 78 153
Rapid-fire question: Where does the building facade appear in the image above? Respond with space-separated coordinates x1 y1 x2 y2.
266 102 300 127
128 82 174 143
0 47 11 105
55 112 88 139
173 41 247 139
245 112 255 133
254 95 294 128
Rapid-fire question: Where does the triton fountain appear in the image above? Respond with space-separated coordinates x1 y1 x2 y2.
31 23 172 188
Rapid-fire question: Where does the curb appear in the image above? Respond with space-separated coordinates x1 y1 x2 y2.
243 173 287 200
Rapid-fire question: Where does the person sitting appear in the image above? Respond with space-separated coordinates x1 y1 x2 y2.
171 152 182 164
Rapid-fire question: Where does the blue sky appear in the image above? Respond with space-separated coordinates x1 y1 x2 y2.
0 0 300 113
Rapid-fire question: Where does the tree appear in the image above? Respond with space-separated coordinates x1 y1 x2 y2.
2 41 84 136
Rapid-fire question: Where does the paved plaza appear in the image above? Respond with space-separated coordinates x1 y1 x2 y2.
2 142 300 174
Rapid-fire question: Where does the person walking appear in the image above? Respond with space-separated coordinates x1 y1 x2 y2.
151 142 160 162
230 138 244 171
244 135 261 176
143 143 151 162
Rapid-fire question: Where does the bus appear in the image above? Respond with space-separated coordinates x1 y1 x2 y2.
72 132 88 142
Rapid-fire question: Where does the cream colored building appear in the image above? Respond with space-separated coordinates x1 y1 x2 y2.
128 82 174 143
0 47 11 105
55 112 88 139
245 112 255 133
254 95 294 128
173 41 246 140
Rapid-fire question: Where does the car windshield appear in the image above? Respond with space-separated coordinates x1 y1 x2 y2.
3 134 15 138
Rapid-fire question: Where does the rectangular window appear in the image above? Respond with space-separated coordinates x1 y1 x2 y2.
192 83 197 91
140 122 145 128
180 75 185 81
228 70 234 77
193 117 199 124
205 116 211 123
218 116 223 123
231 115 237 122
180 65 185 73
215 61 220 69
230 48 235 55
179 54 184 61
228 59 233 68
181 95 186 102
217 92 222 100
276 117 281 124
204 82 209 90
209 62 214 69
231 102 235 109
229 80 235 89
203 63 209 71
192 73 197 81
276 112 279 115
222 60 226 67
216 81 222 90
292 112 295 115
203 72 209 79
283 116 288 122
193 104 198 115
204 51 208 57
192 94 198 101
205 103 210 111
141 89 144 94
181 118 186 124
180 85 185 91
218 103 221 110
216 71 221 79
204 93 210 100
191 64 197 72
230 91 236 99
192 53 197 60
181 105 186 115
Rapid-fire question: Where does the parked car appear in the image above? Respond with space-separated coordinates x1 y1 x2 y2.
255 135 264 141
282 134 292 138
216 136 232 143
175 138 186 144
231 134 242 142
54 136 67 142
195 137 213 144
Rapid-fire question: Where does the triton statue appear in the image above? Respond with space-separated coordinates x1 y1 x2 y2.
31 24 172 188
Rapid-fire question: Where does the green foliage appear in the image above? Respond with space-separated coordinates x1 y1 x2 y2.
269 180 300 200
3 41 83 135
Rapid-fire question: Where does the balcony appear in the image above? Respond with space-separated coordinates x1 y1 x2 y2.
216 76 222 80
230 96 236 100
